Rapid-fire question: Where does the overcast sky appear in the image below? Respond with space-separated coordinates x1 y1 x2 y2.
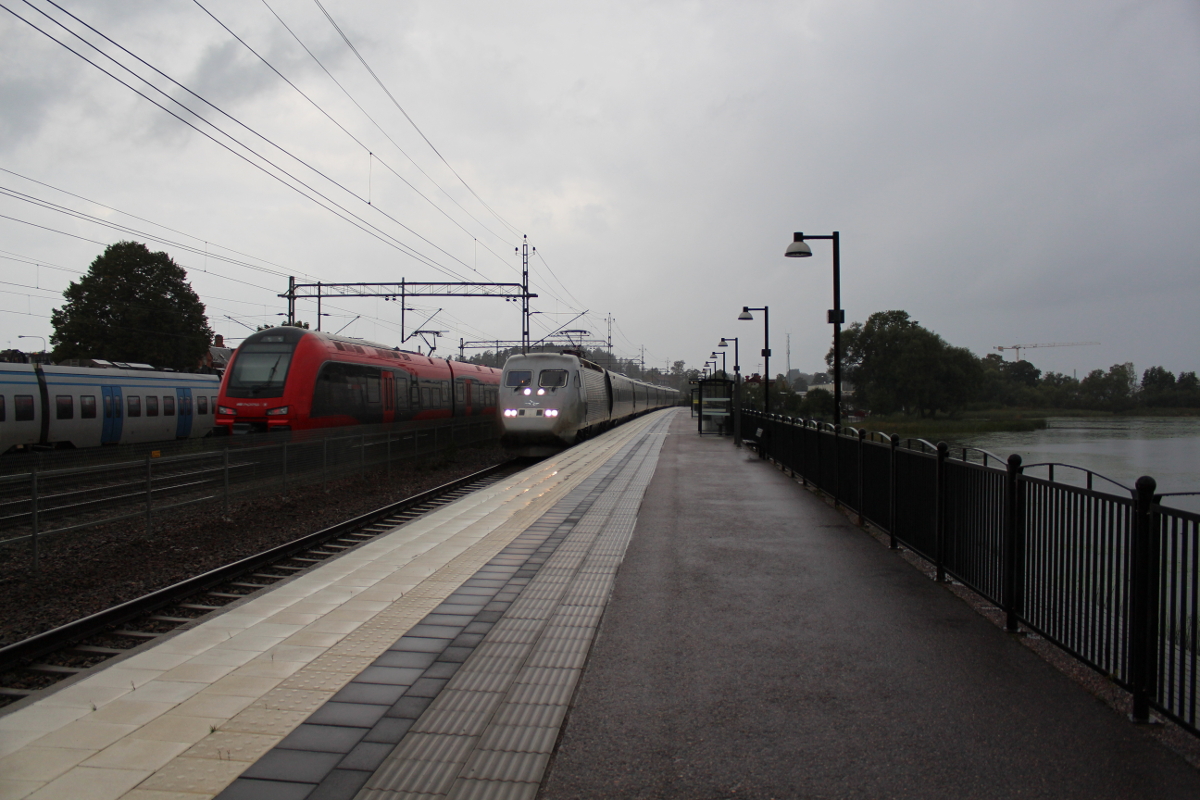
2 0 1197 380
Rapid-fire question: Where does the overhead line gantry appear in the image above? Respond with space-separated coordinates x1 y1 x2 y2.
280 276 538 351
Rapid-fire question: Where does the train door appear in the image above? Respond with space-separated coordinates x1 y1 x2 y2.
101 385 123 444
175 388 193 438
382 371 395 420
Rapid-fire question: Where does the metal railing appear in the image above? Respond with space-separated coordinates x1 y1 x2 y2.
742 409 1200 736
1 417 499 571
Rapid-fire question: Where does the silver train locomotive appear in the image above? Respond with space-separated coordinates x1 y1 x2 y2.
498 352 678 456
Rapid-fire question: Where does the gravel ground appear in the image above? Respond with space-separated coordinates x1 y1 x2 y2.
0 443 508 648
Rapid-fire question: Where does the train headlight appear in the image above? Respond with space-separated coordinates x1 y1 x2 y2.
218 406 236 416
545 409 558 417
266 406 289 416
523 388 532 395
503 408 517 417
537 388 545 396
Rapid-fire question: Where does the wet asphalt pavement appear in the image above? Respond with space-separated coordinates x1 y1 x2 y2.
539 411 1200 799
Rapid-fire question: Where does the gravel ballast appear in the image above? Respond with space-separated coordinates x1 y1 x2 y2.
0 444 508 648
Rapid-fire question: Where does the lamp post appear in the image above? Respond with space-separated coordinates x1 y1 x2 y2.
18 335 46 352
738 306 770 414
710 350 726 377
718 337 741 446
785 232 842 429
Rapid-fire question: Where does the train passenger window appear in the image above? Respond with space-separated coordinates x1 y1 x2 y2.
422 387 431 408
56 396 74 420
410 381 420 408
197 396 208 415
127 396 141 417
367 376 381 404
539 370 568 388
0 395 5 422
505 370 532 387
146 396 159 416
15 395 34 421
211 396 217 412
164 396 175 416
103 394 112 419
456 380 465 403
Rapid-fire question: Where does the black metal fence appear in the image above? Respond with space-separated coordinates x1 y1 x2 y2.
0 417 499 570
742 409 1200 736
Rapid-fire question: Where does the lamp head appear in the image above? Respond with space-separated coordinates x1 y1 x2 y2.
718 338 728 347
738 307 754 321
785 232 813 258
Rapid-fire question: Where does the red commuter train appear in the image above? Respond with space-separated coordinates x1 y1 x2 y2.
214 327 501 434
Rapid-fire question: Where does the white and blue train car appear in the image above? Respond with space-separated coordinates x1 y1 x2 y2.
0 363 221 453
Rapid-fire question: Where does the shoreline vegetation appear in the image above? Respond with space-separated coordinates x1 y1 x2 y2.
842 408 1200 438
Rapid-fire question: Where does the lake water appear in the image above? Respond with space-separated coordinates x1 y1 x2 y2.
950 417 1200 513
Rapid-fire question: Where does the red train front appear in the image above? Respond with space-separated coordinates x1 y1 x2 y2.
215 327 500 434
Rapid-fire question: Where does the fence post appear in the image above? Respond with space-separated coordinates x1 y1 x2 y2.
856 429 865 525
888 434 899 549
1002 454 1024 632
145 455 153 536
223 448 230 518
30 464 39 573
1129 475 1160 724
832 424 841 508
935 441 948 582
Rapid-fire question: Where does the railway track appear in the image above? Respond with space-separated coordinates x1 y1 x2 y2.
0 458 529 707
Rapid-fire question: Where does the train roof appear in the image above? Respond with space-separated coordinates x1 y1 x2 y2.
500 353 678 392
237 327 497 372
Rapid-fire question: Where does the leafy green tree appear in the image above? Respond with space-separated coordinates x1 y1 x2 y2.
51 242 212 371
800 387 834 419
1079 363 1138 410
1039 371 1081 408
834 310 981 417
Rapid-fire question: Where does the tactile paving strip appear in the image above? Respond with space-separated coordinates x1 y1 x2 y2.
211 411 673 800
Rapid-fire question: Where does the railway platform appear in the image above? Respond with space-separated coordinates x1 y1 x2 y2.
1 406 1199 799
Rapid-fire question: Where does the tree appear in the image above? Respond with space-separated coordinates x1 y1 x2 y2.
51 242 213 371
1079 363 1137 410
833 310 981 417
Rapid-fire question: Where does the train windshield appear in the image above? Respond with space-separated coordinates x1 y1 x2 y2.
539 370 568 388
505 370 532 387
226 343 295 398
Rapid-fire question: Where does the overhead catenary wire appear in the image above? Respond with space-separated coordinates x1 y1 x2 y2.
0 215 281 294
0 185 293 280
5 2 594 343
189 0 511 276
255 0 519 266
28 0 483 282
5 1 477 283
310 0 523 240
1 167 299 278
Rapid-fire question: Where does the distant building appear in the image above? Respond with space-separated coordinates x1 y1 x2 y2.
199 334 234 375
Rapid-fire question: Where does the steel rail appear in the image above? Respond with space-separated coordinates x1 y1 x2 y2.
0 458 524 676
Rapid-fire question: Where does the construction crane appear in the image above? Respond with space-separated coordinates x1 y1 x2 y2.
994 342 1100 361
